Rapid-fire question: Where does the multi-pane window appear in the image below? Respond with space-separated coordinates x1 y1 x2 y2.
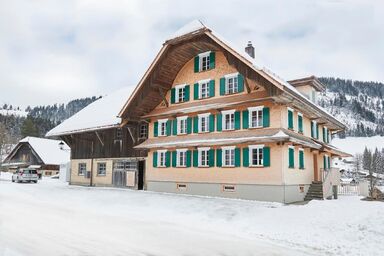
200 81 209 99
223 148 235 167
177 150 187 167
158 151 167 167
226 75 238 94
78 163 86 176
249 107 263 128
178 117 187 134
199 148 209 167
115 128 122 140
200 53 210 71
97 163 106 176
223 111 235 130
177 86 186 103
199 114 210 133
250 146 263 166
140 124 148 139
158 120 167 136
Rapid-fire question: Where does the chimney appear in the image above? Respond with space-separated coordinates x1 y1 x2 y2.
245 41 255 59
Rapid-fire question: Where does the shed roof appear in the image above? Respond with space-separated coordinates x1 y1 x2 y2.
46 86 135 137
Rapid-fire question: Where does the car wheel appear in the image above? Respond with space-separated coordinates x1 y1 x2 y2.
33 181 38 183
12 178 14 182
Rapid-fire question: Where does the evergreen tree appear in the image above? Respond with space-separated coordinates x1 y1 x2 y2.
362 147 372 171
20 118 39 137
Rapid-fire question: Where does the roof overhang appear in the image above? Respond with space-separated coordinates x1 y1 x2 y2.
288 76 326 92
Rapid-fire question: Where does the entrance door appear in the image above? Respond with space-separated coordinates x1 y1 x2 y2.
313 154 319 182
137 160 145 190
113 170 126 187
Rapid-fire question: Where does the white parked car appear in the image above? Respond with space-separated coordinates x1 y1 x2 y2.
12 169 39 183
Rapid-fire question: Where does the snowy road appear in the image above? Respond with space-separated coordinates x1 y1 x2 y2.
0 174 383 256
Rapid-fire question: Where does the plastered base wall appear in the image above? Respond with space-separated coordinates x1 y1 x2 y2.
147 181 309 203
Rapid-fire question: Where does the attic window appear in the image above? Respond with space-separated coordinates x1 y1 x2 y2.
115 128 122 140
194 51 215 73
140 124 148 139
200 52 210 71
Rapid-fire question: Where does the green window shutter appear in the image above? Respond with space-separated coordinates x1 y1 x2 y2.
299 150 304 169
263 147 270 167
172 119 177 136
328 156 331 169
209 52 215 69
220 77 226 95
316 124 319 139
216 113 222 131
234 111 241 130
311 121 314 138
243 148 249 167
288 109 293 129
209 114 215 132
187 117 192 134
184 85 190 102
322 127 325 142
172 151 177 167
186 150 191 167
193 150 198 167
153 152 158 167
209 149 215 167
242 110 249 129
238 74 244 92
323 155 326 169
209 79 215 97
166 120 172 136
154 122 158 137
194 56 199 73
288 147 294 168
193 116 199 133
165 151 171 167
235 148 241 167
263 107 270 127
216 149 222 167
298 115 303 133
194 83 199 100
171 88 176 104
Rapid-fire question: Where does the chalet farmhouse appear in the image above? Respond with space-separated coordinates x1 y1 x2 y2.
1 137 70 176
48 20 350 203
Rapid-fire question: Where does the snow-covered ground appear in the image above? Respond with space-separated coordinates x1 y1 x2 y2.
0 173 383 256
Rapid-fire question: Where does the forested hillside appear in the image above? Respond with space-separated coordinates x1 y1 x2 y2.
318 77 384 137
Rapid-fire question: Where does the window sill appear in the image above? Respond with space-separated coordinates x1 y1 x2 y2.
197 68 213 73
248 126 263 130
299 168 305 170
97 174 106 177
222 129 235 132
222 165 235 168
198 165 210 168
249 165 264 168
175 166 187 168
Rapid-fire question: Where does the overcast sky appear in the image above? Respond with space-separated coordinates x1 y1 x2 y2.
0 0 383 108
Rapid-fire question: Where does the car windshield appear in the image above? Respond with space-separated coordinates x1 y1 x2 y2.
22 170 37 174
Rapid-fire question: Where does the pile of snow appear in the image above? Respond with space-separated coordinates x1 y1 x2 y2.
332 136 384 156
18 137 70 164
0 176 383 255
46 86 135 137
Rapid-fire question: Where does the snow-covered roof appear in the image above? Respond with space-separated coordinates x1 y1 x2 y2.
169 20 206 40
46 86 135 137
18 137 70 165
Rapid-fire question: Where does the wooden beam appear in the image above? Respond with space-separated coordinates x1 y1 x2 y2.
127 127 136 144
158 87 169 107
95 131 104 147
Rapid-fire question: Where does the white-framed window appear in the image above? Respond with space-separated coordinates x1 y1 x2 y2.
97 162 106 176
312 120 318 138
199 79 210 99
199 51 211 71
175 84 187 103
225 73 239 94
158 119 168 136
78 163 86 176
198 147 210 167
158 150 167 167
249 145 264 167
140 123 148 139
248 106 263 128
198 113 210 133
177 116 188 135
222 146 235 167
177 149 188 167
222 110 235 131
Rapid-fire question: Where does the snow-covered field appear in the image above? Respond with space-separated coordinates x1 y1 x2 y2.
332 136 384 155
0 173 383 256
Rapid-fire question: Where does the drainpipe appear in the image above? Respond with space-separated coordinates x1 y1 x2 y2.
90 141 94 187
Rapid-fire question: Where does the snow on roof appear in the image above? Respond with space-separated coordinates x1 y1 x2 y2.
19 137 70 165
46 86 135 137
169 19 206 40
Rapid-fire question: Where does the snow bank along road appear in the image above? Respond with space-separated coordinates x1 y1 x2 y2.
0 174 383 256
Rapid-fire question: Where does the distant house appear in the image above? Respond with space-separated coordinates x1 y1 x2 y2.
2 137 70 176
45 87 148 189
